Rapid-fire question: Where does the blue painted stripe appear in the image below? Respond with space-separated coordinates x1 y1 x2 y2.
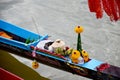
0 36 29 50
28 35 49 47
67 59 103 70
0 34 48 50
0 20 49 50
81 59 103 70
0 20 40 40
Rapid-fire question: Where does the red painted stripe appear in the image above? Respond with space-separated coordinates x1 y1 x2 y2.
0 68 24 80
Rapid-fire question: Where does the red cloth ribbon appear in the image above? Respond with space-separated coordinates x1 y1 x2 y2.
88 0 120 21
32 47 37 57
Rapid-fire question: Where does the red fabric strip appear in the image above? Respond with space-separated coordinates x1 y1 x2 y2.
95 0 103 18
116 0 120 19
88 0 96 12
102 0 111 16
88 0 120 21
107 0 118 21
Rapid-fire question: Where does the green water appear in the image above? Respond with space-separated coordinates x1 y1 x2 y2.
0 49 49 80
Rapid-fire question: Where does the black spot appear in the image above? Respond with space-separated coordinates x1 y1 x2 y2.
44 41 54 50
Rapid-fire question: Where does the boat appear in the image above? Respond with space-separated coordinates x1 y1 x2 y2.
0 20 120 80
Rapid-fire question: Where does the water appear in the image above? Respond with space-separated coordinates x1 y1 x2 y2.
0 0 120 80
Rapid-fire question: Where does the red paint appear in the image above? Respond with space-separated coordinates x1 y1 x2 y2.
96 63 110 71
30 46 66 60
0 68 24 80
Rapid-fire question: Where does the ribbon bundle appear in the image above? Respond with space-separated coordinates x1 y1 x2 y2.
88 0 120 21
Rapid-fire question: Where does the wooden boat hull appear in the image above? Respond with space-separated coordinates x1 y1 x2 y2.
0 41 120 80
0 20 120 80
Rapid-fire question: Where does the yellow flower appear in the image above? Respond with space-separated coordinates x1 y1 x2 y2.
32 60 39 69
82 50 89 62
71 50 80 63
74 26 84 33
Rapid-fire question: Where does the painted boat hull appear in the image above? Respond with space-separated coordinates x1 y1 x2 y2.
0 20 120 80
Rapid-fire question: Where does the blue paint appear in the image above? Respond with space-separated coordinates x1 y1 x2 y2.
28 35 49 47
66 58 103 70
0 20 48 50
0 20 40 40
81 59 103 70
0 36 30 50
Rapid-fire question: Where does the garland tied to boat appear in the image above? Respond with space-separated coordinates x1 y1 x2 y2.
88 0 120 21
